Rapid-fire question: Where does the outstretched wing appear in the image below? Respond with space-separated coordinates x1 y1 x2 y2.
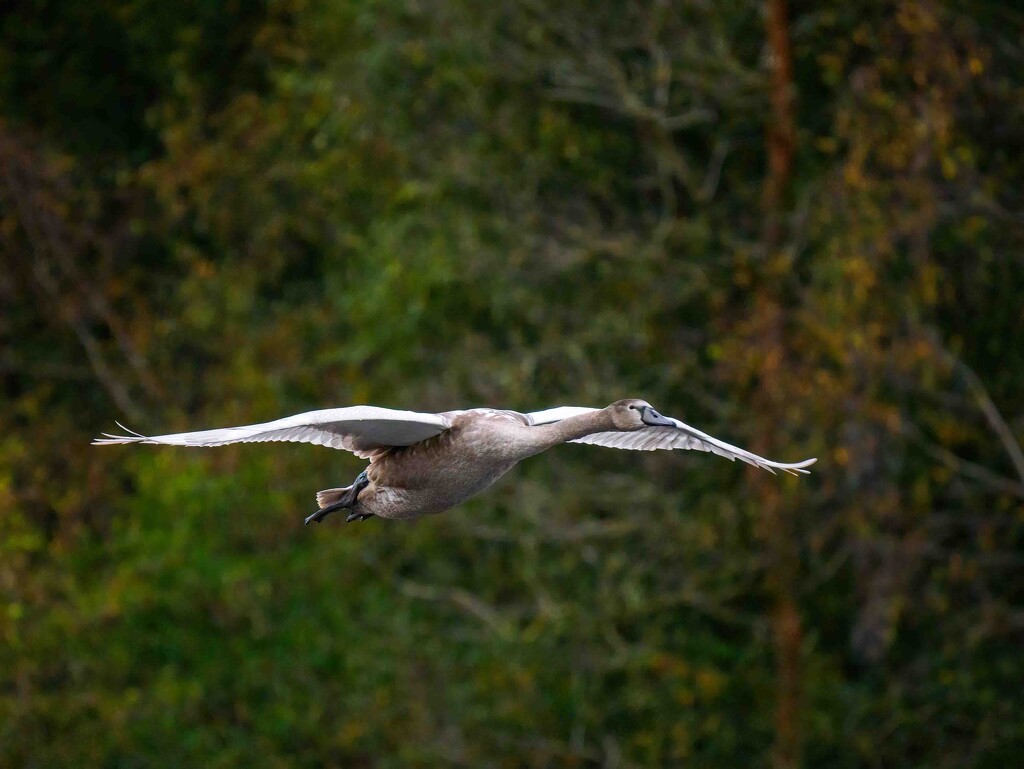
527 406 816 476
93 406 452 459
526 406 600 425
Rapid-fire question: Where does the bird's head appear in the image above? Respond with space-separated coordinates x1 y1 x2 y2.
608 399 675 431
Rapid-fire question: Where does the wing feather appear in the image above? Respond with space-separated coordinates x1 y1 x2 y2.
92 406 451 459
528 406 816 475
526 406 599 425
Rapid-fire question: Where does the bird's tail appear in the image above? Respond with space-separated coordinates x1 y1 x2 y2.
315 486 352 510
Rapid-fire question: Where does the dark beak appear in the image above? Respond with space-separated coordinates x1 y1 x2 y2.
641 406 675 427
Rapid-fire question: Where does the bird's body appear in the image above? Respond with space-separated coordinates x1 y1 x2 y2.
94 399 816 523
352 410 534 519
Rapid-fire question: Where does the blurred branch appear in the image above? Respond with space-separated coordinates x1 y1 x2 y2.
634 583 754 627
699 139 731 202
464 518 641 543
0 355 94 380
903 327 1024 493
486 731 605 766
0 164 141 418
0 126 161 419
903 421 1024 500
945 347 1024 485
513 0 740 214
396 579 514 638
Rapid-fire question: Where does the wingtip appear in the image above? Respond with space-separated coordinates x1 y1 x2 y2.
92 436 136 445
114 421 146 438
760 457 817 476
92 422 148 446
785 457 817 476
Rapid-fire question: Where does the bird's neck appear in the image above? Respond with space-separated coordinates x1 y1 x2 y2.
529 409 617 451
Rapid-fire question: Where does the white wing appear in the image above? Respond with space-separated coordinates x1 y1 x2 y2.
528 406 816 475
92 406 452 459
526 406 600 425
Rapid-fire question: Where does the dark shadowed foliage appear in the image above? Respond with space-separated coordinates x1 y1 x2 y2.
2 1 1023 766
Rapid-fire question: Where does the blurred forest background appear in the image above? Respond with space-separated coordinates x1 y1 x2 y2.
2 0 1024 766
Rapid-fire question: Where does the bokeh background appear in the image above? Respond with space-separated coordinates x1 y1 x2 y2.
2 1 1023 766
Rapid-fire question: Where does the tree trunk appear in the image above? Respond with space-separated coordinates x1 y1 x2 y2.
760 2 803 768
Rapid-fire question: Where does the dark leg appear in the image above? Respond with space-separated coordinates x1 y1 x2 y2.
304 470 370 525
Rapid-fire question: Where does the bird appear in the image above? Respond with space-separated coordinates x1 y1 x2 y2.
93 399 816 524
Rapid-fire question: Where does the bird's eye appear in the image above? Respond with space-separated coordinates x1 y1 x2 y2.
628 404 635 410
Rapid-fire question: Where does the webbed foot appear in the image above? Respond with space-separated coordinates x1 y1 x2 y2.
305 509 328 525
305 470 370 525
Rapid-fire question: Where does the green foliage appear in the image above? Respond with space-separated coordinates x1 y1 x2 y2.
2 0 1023 766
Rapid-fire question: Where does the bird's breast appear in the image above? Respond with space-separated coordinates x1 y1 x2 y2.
359 417 527 519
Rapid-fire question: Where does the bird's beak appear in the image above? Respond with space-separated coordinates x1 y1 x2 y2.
641 406 675 427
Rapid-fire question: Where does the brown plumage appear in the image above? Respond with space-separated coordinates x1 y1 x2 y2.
93 399 817 524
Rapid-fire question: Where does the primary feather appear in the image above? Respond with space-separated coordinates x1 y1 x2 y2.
529 407 815 475
92 406 451 459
